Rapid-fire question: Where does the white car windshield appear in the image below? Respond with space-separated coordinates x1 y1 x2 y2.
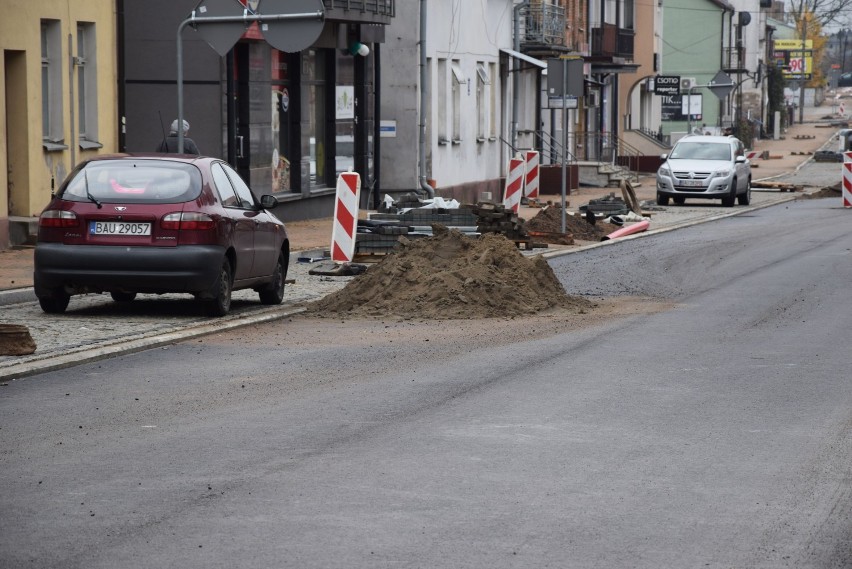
670 142 732 161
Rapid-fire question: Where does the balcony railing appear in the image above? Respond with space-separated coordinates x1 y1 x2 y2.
323 0 395 23
723 46 746 71
521 2 566 47
590 23 634 59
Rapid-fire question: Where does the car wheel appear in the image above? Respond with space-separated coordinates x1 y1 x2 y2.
721 179 736 207
38 289 71 314
204 259 233 317
258 252 287 305
656 192 669 206
110 291 137 302
673 196 686 205
738 179 751 205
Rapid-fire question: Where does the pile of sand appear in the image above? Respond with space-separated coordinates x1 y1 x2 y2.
525 206 620 241
306 225 594 319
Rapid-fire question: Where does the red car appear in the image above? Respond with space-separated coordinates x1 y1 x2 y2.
34 155 289 316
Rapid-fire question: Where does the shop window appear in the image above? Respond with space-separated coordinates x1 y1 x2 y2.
272 49 293 192
301 49 327 187
41 19 65 150
77 22 101 149
335 52 355 175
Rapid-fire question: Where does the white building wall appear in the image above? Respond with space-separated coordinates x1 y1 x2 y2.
426 0 514 189
381 0 537 193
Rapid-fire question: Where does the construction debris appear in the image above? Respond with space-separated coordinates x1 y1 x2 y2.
751 181 804 192
470 202 527 241
813 150 843 162
306 225 593 320
578 192 631 217
0 324 36 356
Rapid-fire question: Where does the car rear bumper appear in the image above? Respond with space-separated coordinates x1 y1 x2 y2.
34 243 225 294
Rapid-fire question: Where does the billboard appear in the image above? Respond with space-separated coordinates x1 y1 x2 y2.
773 39 813 81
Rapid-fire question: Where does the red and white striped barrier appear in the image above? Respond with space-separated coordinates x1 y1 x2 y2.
331 171 362 263
745 150 760 161
843 152 852 208
503 156 524 213
524 150 540 199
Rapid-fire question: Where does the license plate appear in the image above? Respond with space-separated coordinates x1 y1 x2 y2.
89 221 151 236
679 179 704 188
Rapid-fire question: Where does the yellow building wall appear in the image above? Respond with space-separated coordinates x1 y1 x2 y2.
0 0 117 248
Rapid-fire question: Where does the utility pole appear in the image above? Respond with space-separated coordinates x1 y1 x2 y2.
798 17 807 124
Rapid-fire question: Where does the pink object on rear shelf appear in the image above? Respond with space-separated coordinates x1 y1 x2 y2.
110 179 146 194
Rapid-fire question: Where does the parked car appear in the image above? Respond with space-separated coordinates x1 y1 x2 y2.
655 135 752 207
34 155 289 316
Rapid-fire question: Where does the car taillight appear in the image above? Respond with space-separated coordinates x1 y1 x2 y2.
39 210 79 228
161 212 215 231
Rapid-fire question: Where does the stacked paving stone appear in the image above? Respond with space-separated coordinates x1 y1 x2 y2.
356 195 479 255
469 202 528 242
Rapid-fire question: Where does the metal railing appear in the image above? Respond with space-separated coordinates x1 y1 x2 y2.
521 2 566 47
722 46 746 71
637 126 665 145
323 0 394 16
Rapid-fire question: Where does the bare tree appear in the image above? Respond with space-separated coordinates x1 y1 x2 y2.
787 0 852 120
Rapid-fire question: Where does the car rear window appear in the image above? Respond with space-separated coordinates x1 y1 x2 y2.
59 160 203 203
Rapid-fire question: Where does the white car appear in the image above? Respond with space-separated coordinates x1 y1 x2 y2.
656 135 752 207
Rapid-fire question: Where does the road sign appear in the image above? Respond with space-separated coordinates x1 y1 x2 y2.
654 75 680 96
257 0 324 53
707 70 734 100
547 58 584 98
192 0 247 57
548 97 578 109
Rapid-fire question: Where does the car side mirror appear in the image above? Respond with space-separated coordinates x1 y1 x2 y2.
660 153 668 160
735 156 747 164
260 195 279 209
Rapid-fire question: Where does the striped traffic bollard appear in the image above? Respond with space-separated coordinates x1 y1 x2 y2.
503 156 524 213
524 150 540 199
844 152 852 208
331 171 362 263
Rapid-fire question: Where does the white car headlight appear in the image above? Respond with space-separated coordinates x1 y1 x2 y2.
713 169 732 178
658 166 671 177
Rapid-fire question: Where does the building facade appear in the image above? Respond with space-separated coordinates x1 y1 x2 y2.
1 0 119 249
118 0 394 221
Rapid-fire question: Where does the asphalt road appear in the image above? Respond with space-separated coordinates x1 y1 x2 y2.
1 195 850 568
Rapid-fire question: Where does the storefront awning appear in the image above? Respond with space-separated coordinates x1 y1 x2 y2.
500 48 547 69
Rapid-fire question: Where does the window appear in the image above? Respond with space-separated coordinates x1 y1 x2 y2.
437 59 448 144
211 163 240 207
41 19 65 150
489 62 498 140
77 22 101 149
451 60 465 143
476 62 490 142
222 163 258 207
301 49 326 186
